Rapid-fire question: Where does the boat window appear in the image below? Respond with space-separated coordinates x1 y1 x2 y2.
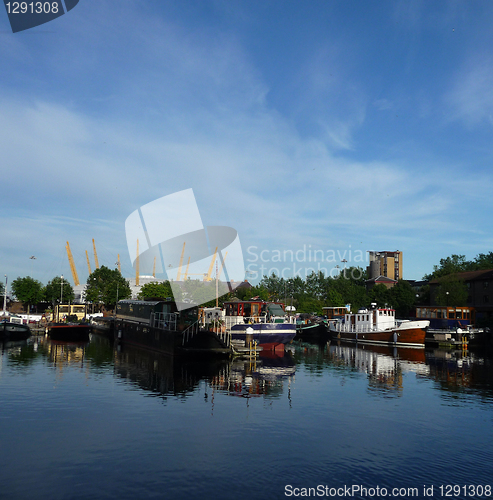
252 303 259 316
244 303 251 317
448 310 454 319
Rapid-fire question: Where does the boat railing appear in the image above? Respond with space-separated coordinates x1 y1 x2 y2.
224 314 296 329
182 320 232 347
182 320 200 345
150 312 178 331
335 323 382 333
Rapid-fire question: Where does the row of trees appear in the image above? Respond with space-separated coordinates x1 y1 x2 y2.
424 252 493 308
424 252 493 280
138 266 418 316
7 266 131 313
6 251 493 317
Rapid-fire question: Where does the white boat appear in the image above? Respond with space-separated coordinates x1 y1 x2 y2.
329 304 429 347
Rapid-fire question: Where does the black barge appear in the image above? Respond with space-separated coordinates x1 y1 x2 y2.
115 299 231 357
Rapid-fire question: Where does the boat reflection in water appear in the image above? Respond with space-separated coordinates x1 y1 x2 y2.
113 344 231 398
211 351 296 400
327 341 493 396
327 342 429 395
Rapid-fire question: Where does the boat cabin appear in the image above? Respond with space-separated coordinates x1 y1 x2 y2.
322 306 349 320
335 306 396 332
415 306 476 329
56 304 87 322
223 300 287 323
116 299 198 332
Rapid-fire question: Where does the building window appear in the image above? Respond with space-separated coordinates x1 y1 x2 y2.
484 281 489 289
484 295 489 304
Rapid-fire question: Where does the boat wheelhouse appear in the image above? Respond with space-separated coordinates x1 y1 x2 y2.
116 299 231 356
322 306 350 320
329 304 429 347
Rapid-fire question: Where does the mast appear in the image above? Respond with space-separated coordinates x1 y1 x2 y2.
3 275 7 315
136 239 140 286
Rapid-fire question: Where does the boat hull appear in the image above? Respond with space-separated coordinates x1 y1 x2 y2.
330 325 427 347
48 323 91 342
231 323 296 349
296 322 328 339
115 319 231 357
0 321 31 342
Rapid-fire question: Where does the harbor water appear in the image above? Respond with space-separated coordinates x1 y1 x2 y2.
1 334 492 500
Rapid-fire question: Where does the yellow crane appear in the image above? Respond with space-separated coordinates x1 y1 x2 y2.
117 254 121 273
85 250 92 275
183 257 191 280
65 241 80 286
204 247 218 281
176 242 186 281
92 239 99 269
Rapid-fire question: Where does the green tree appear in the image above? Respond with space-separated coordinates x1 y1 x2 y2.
389 280 416 317
0 280 4 298
434 275 468 307
138 280 177 300
325 288 345 307
472 252 493 270
424 254 470 280
368 284 391 308
11 276 44 313
44 276 75 305
85 266 131 310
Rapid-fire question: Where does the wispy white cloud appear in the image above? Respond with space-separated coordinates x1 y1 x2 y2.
445 56 493 126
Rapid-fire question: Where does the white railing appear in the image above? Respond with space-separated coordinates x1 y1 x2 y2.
223 314 296 330
335 324 382 333
182 320 200 345
181 320 232 347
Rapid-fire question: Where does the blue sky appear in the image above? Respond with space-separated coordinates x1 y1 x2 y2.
1 0 493 287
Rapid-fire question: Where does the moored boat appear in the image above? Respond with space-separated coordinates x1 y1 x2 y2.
47 323 91 342
115 299 231 357
216 300 297 351
90 316 115 339
0 318 31 342
296 314 328 339
329 304 429 347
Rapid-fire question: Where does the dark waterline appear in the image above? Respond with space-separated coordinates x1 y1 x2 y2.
1 335 492 500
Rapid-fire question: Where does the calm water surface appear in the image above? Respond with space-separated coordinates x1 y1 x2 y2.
1 334 492 500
